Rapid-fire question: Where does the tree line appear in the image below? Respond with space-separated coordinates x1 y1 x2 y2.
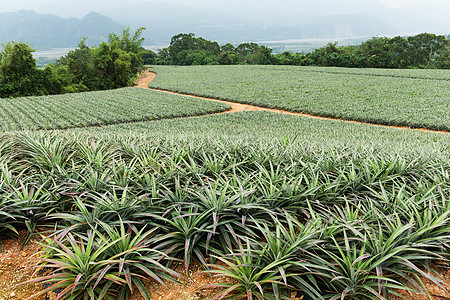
1 30 449 98
0 28 146 98
147 32 449 69
144 33 302 66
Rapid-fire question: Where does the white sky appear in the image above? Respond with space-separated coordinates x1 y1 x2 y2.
2 0 450 13
380 0 450 7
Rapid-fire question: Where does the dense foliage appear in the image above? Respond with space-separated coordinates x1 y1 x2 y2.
149 65 450 131
73 110 449 155
153 33 292 66
2 31 449 98
306 33 450 69
150 32 450 69
0 133 448 299
0 87 229 130
0 28 147 98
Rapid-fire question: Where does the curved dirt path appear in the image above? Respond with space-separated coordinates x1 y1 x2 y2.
135 69 450 134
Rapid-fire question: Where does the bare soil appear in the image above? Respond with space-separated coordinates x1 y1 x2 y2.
0 237 47 300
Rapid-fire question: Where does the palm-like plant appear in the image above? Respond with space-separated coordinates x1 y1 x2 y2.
26 230 121 300
27 221 179 300
17 133 75 173
93 221 180 299
251 213 323 299
5 181 55 244
156 207 211 271
311 231 405 300
204 241 290 300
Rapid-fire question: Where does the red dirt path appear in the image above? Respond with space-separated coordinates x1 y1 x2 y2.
135 69 449 135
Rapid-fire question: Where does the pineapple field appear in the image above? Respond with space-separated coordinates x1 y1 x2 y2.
0 66 449 300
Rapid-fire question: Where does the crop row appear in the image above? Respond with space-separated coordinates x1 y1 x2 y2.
0 132 449 299
274 65 450 80
0 87 230 131
149 65 450 131
70 111 450 156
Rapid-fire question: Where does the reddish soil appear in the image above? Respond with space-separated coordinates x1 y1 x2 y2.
0 237 47 300
135 69 449 135
1 235 450 299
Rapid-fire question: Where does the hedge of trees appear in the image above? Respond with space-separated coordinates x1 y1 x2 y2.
1 30 449 98
145 33 299 66
0 28 147 98
148 32 449 69
306 33 449 69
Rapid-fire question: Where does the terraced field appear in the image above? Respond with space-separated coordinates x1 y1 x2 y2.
149 65 450 131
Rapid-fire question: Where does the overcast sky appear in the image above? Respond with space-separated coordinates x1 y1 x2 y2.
1 0 449 41
1 0 450 16
379 0 449 7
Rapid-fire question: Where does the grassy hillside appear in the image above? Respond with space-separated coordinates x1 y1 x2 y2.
0 87 229 130
149 65 450 131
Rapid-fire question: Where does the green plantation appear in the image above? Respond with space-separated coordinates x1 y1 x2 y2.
150 65 450 130
72 111 449 155
0 132 449 299
0 65 449 300
0 88 229 130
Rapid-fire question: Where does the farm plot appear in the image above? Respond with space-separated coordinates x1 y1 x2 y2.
149 65 450 131
72 111 450 156
0 87 230 131
0 132 449 299
0 64 449 299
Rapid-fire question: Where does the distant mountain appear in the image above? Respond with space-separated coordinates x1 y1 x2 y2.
2 2 448 51
0 10 124 48
102 2 395 44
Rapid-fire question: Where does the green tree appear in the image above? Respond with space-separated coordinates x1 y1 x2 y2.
432 46 450 69
167 33 220 65
175 49 216 66
108 27 146 54
275 51 306 65
0 42 41 97
217 51 239 65
57 38 96 90
248 45 275 65
235 43 261 63
220 43 235 53
389 36 409 68
92 42 133 89
156 48 171 65
169 33 197 65
108 27 146 74
141 49 157 65
360 37 398 68
406 33 448 67
40 64 65 95
305 42 340 66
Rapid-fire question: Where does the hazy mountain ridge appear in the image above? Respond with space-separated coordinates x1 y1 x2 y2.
0 10 123 48
102 2 396 44
1 0 449 49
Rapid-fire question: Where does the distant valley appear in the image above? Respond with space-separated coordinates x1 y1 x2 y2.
1 0 449 51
